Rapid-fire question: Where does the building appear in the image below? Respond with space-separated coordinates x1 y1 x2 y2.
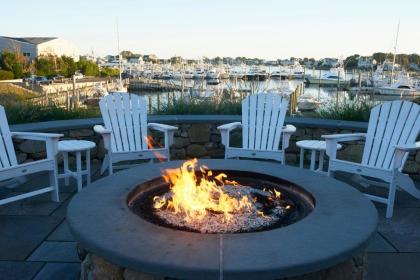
357 57 376 69
320 58 339 67
127 55 143 64
0 36 79 61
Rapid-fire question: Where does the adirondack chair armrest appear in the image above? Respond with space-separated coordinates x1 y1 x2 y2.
94 125 112 151
147 123 178 132
11 132 63 141
322 133 366 159
93 125 112 135
322 133 367 142
148 123 178 148
217 122 242 131
393 142 420 170
217 122 242 147
11 132 63 158
281 125 296 150
395 142 420 152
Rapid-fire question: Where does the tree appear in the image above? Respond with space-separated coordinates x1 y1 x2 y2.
344 54 360 69
77 59 99 76
372 52 391 64
34 56 56 77
0 50 25 78
60 56 77 77
120 50 134 58
0 70 14 80
100 67 120 77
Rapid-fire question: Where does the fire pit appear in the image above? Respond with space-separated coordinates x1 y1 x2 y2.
67 159 377 280
129 159 314 234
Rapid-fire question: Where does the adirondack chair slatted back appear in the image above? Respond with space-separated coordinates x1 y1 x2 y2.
362 101 420 170
99 93 148 153
0 106 18 169
242 94 288 151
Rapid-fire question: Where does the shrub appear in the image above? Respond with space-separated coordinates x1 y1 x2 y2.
315 98 377 122
0 70 14 80
4 103 99 124
157 97 242 115
100 67 120 77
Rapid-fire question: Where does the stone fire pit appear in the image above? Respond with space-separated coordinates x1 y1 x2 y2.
67 159 377 280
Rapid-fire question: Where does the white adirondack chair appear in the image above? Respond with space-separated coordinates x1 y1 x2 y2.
323 100 420 218
0 106 62 206
218 93 296 163
94 93 177 175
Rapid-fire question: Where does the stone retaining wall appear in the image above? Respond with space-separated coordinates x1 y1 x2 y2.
10 117 420 178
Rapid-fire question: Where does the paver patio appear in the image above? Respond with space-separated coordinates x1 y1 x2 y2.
0 163 419 280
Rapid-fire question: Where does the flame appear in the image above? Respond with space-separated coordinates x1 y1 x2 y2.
145 135 166 162
154 159 253 222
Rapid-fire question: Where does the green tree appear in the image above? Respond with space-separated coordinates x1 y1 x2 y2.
408 54 420 65
0 50 25 78
372 52 391 64
34 56 56 77
120 50 134 58
344 54 360 69
100 67 120 77
60 56 77 77
77 59 99 76
0 70 14 80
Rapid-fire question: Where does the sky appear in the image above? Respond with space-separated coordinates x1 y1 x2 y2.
1 0 419 59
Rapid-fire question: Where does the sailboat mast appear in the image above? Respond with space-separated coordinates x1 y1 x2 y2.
391 20 400 81
116 19 122 83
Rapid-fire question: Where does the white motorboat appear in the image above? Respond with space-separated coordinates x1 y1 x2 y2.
298 95 320 111
305 66 349 86
161 70 173 80
206 68 220 79
193 68 206 79
290 64 306 79
375 72 419 96
183 69 194 79
228 68 245 79
172 71 182 80
270 67 289 79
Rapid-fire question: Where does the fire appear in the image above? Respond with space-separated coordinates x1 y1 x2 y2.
153 159 253 222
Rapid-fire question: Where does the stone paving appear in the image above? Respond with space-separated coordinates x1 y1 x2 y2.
0 163 419 280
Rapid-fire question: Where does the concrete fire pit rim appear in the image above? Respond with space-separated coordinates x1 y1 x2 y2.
67 159 378 280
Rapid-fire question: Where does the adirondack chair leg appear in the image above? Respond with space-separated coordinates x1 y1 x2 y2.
318 151 325 172
299 149 304 168
310 150 316 171
101 153 112 175
63 152 69 186
108 153 113 175
49 167 59 202
76 152 83 192
386 176 397 218
86 150 91 186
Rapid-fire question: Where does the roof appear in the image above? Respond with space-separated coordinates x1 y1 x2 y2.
1 36 57 45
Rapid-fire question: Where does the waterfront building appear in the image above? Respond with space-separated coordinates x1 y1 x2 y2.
127 55 143 64
0 36 79 61
320 58 339 67
357 56 376 69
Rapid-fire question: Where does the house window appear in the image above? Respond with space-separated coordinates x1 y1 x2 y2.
23 52 31 57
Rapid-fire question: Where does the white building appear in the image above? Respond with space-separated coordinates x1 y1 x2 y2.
357 57 376 69
0 36 79 61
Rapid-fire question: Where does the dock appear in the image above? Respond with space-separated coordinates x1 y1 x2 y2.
128 78 192 92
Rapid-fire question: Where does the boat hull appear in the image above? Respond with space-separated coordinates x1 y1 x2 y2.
305 77 350 86
375 87 419 96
